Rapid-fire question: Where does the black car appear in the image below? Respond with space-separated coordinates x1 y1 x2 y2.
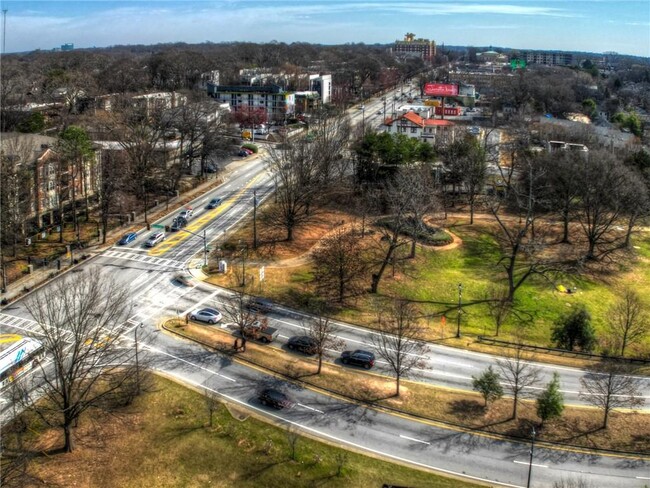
287 335 318 355
340 350 375 369
170 216 187 232
258 388 294 409
207 197 222 209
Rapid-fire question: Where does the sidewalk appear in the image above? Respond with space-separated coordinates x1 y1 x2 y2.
0 154 261 307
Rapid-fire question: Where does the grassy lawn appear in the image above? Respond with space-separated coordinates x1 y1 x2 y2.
165 319 650 453
206 207 650 358
15 376 480 488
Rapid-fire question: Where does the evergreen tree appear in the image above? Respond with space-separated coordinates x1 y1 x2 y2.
537 372 564 426
472 366 504 407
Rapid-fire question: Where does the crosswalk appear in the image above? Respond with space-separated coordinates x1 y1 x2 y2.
103 250 185 269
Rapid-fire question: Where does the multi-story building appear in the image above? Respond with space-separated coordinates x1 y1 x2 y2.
0 133 100 229
521 51 574 66
393 33 436 62
206 83 295 122
309 74 332 104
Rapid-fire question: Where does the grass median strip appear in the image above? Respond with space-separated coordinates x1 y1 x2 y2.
166 318 650 454
17 376 481 488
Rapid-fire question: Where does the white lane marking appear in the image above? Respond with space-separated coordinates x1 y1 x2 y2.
297 403 324 414
143 343 236 382
636 476 650 480
110 247 150 253
513 461 548 468
180 290 221 317
399 434 431 445
158 373 524 488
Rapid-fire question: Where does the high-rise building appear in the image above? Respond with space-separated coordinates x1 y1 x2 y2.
393 33 436 62
308 74 332 104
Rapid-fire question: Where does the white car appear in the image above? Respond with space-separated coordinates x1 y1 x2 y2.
178 207 194 220
189 308 223 324
145 231 165 247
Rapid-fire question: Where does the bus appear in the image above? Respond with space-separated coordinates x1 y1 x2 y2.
0 334 45 390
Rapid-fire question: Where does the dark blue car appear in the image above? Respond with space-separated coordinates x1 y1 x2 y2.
118 232 137 245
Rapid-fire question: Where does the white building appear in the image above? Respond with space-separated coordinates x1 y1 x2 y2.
309 74 332 104
384 112 455 145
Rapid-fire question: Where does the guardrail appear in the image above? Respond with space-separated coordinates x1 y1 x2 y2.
477 336 650 365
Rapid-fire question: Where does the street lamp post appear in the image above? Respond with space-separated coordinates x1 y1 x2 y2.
456 283 463 338
362 105 366 136
526 426 536 488
382 96 386 120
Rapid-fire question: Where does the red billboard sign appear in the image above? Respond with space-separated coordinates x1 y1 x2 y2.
424 83 459 97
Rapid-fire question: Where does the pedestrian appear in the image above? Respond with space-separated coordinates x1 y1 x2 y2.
233 338 239 351
185 313 189 325
240 337 247 352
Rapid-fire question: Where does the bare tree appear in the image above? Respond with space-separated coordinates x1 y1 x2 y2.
607 288 648 357
579 361 646 429
285 424 300 461
485 284 513 337
23 273 136 452
312 227 367 303
497 342 541 419
576 151 638 260
371 300 426 396
220 280 260 353
307 313 342 374
369 170 413 294
264 138 321 241
205 389 220 428
403 165 439 259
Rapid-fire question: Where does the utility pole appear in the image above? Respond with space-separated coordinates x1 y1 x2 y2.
253 189 258 250
456 283 463 338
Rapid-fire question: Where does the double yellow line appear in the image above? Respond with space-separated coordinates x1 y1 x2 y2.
149 174 263 257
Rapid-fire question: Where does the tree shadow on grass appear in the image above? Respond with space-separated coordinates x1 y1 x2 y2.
157 422 204 443
240 459 289 481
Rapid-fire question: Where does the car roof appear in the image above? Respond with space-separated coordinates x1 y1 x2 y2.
353 350 374 357
148 232 163 238
200 308 220 314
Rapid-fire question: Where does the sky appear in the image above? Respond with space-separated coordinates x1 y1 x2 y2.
1 1 649 57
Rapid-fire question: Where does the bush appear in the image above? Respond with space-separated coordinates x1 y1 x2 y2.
241 143 259 153
375 217 453 246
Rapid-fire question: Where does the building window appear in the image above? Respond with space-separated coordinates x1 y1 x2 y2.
48 181 54 191
411 127 418 133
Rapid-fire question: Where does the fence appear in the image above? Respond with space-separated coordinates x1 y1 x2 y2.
477 336 650 365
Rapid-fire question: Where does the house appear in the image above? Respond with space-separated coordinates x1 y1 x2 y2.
384 112 455 145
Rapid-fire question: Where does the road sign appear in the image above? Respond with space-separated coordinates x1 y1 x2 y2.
151 224 165 229
259 266 265 282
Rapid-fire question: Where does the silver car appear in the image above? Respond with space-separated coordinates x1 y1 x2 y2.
145 231 165 247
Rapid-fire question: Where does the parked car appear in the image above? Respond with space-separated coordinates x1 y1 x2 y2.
258 388 294 409
237 149 249 157
118 232 137 245
241 147 254 155
178 207 193 220
287 335 318 355
189 307 223 324
246 296 273 314
205 163 219 173
145 231 165 247
340 350 375 369
207 197 222 209
170 216 187 232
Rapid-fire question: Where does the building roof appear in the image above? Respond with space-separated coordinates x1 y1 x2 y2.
385 112 455 128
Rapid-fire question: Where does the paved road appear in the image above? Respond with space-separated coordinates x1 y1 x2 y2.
1 90 649 487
